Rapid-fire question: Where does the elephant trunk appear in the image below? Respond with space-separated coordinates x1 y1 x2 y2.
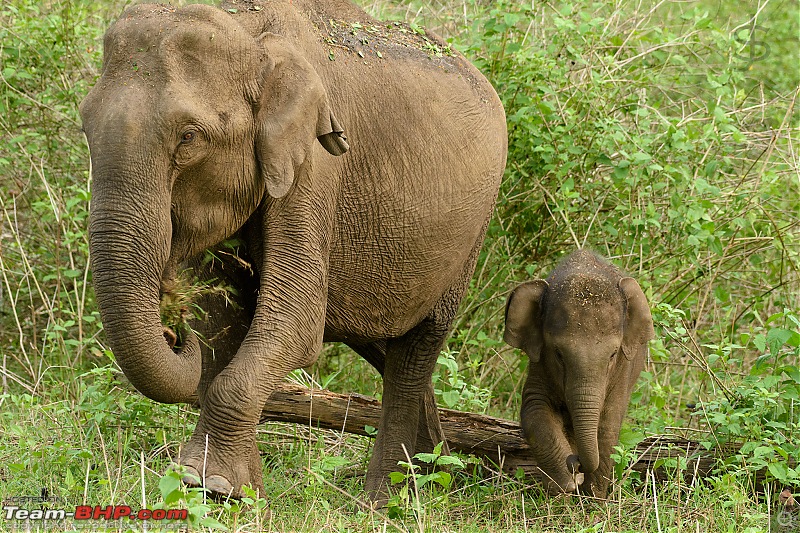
89 161 201 404
569 381 603 474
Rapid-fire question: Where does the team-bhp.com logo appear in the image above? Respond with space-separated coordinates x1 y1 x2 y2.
4 505 187 521
2 493 188 531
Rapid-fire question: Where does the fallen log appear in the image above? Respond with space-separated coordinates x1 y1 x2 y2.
261 383 737 485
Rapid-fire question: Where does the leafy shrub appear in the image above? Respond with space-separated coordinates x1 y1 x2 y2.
450 0 798 494
432 351 491 411
699 310 800 487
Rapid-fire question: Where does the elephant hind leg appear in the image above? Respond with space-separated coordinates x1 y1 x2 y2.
362 221 490 503
362 317 451 503
348 341 448 459
361 278 470 502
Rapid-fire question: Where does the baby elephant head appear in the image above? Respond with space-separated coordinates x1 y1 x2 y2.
504 251 654 495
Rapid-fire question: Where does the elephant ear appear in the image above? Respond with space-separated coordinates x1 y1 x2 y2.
254 32 349 199
504 280 548 363
619 277 655 360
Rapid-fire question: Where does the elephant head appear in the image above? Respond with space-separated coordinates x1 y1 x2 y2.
504 250 654 494
79 4 348 404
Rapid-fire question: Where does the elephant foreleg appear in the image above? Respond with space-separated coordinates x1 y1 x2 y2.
179 247 266 496
180 197 336 499
521 391 582 494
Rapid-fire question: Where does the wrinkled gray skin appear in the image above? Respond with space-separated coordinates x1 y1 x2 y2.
504 250 654 497
79 0 506 501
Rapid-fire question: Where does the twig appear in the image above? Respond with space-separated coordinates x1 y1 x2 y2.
651 470 662 533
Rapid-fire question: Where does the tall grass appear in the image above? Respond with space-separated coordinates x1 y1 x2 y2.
1 0 798 531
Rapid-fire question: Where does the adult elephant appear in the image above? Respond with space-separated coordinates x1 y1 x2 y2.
80 0 506 501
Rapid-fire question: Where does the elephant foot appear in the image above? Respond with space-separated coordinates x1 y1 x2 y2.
178 431 265 500
363 449 402 507
579 472 610 499
364 475 392 508
543 478 578 495
539 466 580 495
180 466 235 497
363 438 437 507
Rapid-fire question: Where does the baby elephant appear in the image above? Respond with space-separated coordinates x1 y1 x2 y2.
504 249 654 496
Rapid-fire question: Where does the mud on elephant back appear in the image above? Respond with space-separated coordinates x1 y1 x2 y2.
504 249 655 497
79 0 507 503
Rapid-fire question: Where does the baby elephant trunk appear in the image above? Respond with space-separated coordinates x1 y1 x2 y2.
570 387 602 474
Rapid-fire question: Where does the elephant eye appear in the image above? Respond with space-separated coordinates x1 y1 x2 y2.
180 130 196 144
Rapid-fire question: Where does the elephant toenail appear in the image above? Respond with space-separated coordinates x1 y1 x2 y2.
180 465 202 486
206 475 235 497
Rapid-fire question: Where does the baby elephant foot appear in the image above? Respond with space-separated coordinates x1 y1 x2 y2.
178 432 264 499
539 456 585 495
578 472 609 498
542 476 578 495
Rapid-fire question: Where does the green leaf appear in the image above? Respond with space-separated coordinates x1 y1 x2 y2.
413 452 438 464
164 490 184 505
389 471 406 484
415 473 439 488
768 462 788 481
442 390 461 408
436 455 466 468
753 334 767 353
708 236 723 256
752 445 774 459
320 456 350 471
433 471 452 488
199 516 230 531
437 353 459 375
767 328 793 355
159 473 181 498
784 367 800 384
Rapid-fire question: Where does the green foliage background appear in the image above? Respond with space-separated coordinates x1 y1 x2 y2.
0 0 798 531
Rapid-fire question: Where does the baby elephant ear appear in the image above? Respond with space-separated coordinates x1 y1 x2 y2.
254 32 349 199
504 280 548 363
619 277 655 360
